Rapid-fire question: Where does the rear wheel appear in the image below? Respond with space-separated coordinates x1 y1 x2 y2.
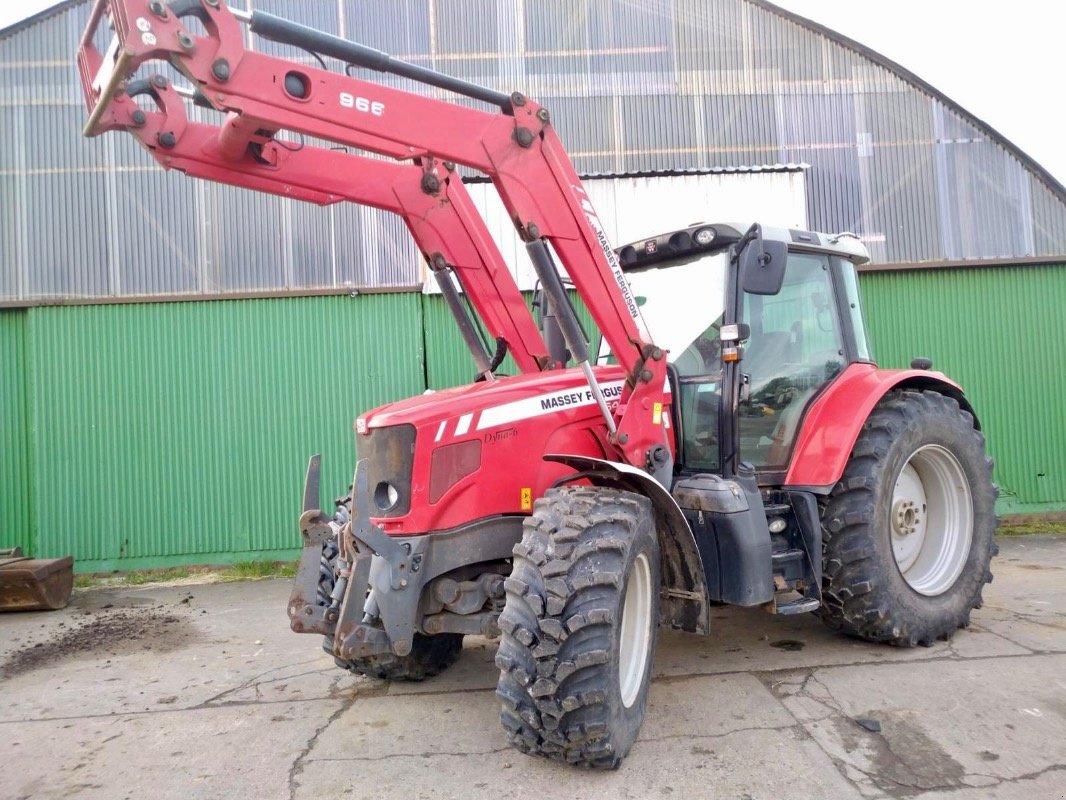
819 389 998 646
495 487 660 768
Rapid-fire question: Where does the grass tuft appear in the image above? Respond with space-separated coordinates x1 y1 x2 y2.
74 560 298 589
997 520 1066 537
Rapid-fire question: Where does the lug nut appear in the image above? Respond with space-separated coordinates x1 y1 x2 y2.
130 109 147 127
177 31 194 51
151 74 167 89
157 131 177 148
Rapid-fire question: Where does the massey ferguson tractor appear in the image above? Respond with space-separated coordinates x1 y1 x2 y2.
78 0 997 768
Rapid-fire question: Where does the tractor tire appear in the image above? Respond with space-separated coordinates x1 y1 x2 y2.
318 524 463 681
495 487 660 768
326 630 464 681
818 389 998 646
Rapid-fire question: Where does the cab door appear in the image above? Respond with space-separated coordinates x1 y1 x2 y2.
738 252 847 477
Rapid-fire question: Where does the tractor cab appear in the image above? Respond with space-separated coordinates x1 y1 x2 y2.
601 223 877 612
610 222 873 485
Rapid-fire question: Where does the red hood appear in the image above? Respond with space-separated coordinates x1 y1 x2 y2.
358 365 628 433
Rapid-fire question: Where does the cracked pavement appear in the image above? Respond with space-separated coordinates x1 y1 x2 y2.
2 534 1064 800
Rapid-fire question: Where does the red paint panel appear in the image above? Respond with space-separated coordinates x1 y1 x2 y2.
784 364 962 489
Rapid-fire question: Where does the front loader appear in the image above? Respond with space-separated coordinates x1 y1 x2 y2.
78 0 997 768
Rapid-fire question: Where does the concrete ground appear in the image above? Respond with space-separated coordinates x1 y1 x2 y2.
2 535 1064 800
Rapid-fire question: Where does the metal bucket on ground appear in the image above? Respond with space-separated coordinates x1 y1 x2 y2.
0 548 75 611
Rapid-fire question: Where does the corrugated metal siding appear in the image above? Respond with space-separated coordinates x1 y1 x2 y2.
460 170 807 291
5 266 1064 570
859 265 1066 514
423 290 599 390
0 309 33 553
423 292 482 390
2 0 1064 302
19 293 425 569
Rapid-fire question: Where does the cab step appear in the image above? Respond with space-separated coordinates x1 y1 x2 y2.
771 595 820 615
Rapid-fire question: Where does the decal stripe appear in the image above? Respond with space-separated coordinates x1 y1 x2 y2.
434 420 447 442
455 413 473 437
476 380 625 432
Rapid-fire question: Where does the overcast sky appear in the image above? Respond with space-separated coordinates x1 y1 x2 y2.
3 0 1064 186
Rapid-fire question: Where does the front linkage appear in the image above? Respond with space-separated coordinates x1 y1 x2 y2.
288 457 520 661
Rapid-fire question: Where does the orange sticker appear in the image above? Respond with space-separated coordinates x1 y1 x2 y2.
652 402 663 425
520 487 532 511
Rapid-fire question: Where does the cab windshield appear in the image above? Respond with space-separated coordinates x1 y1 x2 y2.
599 249 848 476
598 253 728 471
597 252 728 367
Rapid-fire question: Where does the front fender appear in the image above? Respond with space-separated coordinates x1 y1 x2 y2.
784 363 973 492
545 454 709 634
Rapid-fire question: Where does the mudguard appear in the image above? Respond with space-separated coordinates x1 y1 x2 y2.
545 454 710 634
784 363 975 492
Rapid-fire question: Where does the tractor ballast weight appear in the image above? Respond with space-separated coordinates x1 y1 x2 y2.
78 0 998 769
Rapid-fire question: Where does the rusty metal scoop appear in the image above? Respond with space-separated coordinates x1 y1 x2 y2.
0 548 74 611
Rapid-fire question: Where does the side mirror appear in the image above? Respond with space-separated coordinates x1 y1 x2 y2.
738 227 788 295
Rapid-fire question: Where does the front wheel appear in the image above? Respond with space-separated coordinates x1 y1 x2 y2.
819 389 998 646
495 487 660 768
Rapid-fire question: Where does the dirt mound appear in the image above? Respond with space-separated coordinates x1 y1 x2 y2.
1 607 192 679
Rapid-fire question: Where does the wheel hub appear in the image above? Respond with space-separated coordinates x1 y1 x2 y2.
892 499 922 536
889 445 974 596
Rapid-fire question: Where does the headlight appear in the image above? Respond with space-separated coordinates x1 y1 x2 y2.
694 227 716 246
374 481 400 512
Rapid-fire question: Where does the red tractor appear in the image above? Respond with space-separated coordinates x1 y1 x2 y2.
79 0 997 768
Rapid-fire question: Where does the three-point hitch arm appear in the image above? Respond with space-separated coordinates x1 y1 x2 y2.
78 0 672 473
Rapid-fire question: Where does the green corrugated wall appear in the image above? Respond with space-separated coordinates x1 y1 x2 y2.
421 291 600 390
859 264 1066 515
2 266 1062 570
2 294 425 571
1 309 33 555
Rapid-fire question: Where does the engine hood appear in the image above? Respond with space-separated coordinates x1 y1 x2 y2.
357 365 628 434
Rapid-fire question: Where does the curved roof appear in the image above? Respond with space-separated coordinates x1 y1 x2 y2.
1 0 1064 303
755 0 1066 213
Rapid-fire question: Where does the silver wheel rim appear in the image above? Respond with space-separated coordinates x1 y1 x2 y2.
619 552 653 708
890 444 973 596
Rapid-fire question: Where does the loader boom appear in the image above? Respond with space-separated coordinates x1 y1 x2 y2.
108 76 550 375
78 0 670 470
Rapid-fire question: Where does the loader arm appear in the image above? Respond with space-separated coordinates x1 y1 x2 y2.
78 0 670 469
92 71 550 375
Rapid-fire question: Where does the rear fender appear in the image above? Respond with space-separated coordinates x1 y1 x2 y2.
545 454 709 634
785 364 976 492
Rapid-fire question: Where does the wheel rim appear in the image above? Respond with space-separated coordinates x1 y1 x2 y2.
619 552 653 708
890 444 973 596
